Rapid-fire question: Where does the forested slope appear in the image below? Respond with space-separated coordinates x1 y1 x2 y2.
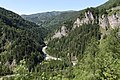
1 0 120 80
0 7 46 76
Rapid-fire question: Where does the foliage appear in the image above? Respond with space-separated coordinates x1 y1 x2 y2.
0 7 45 76
98 0 120 11
1 0 120 79
47 24 101 59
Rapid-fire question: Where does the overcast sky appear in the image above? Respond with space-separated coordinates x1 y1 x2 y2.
0 0 108 15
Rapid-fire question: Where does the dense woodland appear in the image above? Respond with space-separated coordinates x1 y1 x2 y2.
1 28 120 80
0 0 120 80
47 24 101 59
0 7 47 76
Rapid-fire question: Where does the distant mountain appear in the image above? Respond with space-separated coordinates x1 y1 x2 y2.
22 0 120 37
22 11 61 26
0 7 48 41
21 10 83 33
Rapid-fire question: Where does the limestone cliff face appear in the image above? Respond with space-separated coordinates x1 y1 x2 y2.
73 11 95 29
52 8 120 39
99 6 120 29
84 11 95 24
52 26 68 39
99 14 109 30
108 12 120 29
73 10 120 30
73 18 81 29
99 12 120 29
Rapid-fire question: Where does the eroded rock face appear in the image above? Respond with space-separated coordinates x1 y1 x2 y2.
85 11 95 24
99 14 109 30
73 9 120 30
52 26 68 39
108 13 120 29
53 9 120 39
99 12 120 29
73 18 81 29
73 11 95 29
99 6 120 29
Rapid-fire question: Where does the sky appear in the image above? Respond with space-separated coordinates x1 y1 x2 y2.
0 0 108 15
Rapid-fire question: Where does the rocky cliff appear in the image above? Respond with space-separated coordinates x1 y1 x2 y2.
52 26 68 39
99 12 120 30
73 7 120 30
108 12 120 29
52 6 120 39
73 11 95 29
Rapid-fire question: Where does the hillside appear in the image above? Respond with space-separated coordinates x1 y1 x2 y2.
98 0 120 10
22 10 85 34
45 0 120 58
44 0 120 79
22 11 61 26
0 7 46 76
1 0 120 80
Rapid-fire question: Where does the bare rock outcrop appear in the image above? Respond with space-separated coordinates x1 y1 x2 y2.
73 18 81 29
99 12 120 29
52 8 120 40
99 6 120 30
73 8 120 30
84 11 95 24
108 13 120 29
73 11 95 29
52 26 68 39
99 14 109 30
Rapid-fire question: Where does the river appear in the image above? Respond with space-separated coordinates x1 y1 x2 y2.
42 46 62 61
